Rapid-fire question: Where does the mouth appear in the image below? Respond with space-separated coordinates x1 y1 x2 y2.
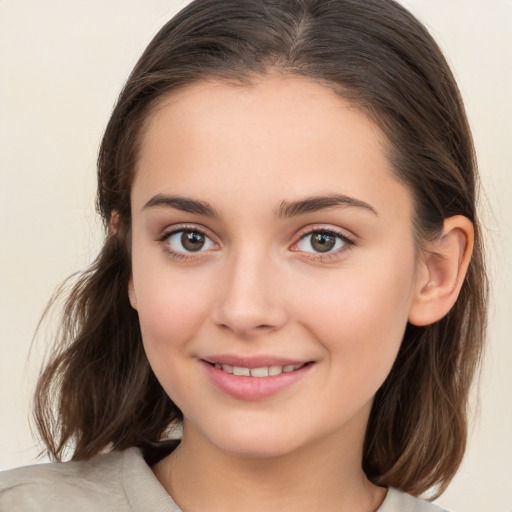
201 356 314 399
205 361 311 378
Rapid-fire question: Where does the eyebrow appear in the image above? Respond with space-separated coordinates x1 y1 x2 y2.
276 194 378 218
142 193 377 218
143 194 220 217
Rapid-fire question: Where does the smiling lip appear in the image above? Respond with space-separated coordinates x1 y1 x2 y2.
201 355 314 400
203 354 309 368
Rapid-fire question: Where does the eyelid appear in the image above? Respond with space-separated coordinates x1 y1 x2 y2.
158 222 217 240
158 223 220 259
295 223 354 239
290 224 355 260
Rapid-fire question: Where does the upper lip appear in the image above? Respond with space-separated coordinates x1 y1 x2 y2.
202 354 312 368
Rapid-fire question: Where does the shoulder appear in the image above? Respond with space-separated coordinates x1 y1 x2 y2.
0 448 137 512
379 488 451 512
0 446 179 512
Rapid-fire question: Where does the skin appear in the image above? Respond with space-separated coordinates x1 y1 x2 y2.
127 74 473 511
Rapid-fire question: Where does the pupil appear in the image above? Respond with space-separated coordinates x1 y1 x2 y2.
311 233 335 253
181 231 205 251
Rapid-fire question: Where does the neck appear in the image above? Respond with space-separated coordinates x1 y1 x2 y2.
152 418 386 512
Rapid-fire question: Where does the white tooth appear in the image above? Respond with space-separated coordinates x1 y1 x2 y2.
268 365 283 376
283 365 295 373
222 364 233 374
233 366 250 376
215 363 221 369
250 367 269 377
293 363 304 370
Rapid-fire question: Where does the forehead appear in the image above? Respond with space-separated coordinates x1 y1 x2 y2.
132 75 412 222
139 75 385 167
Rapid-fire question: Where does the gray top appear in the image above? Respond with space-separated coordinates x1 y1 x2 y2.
0 447 449 511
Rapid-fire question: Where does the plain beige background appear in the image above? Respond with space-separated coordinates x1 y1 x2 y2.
0 1 511 510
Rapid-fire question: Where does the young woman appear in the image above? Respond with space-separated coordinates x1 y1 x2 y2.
0 0 487 510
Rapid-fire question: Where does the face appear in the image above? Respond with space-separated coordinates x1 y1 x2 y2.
129 75 421 459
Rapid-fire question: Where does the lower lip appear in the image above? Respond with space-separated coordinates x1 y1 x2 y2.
201 361 313 400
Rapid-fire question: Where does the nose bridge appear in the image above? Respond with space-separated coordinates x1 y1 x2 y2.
212 245 287 337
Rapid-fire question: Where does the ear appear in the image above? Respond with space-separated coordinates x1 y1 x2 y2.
128 274 138 310
110 209 137 309
408 215 474 326
109 210 120 235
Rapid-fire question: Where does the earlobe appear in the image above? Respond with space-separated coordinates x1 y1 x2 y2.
408 215 474 326
128 275 138 310
109 210 120 236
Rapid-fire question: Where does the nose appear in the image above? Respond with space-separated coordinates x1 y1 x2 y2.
211 251 288 339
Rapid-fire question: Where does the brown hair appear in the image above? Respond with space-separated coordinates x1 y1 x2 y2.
34 0 487 497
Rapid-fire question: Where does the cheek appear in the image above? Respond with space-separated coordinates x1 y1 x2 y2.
131 261 213 355
133 268 215 408
293 254 416 371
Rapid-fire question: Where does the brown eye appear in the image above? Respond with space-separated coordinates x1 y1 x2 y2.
310 232 336 252
181 231 205 251
164 229 217 255
295 230 350 255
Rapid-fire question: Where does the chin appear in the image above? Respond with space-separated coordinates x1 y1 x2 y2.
193 419 305 460
217 436 299 460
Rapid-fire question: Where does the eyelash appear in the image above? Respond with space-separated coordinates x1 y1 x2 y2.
158 224 217 261
292 226 355 262
158 224 355 262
